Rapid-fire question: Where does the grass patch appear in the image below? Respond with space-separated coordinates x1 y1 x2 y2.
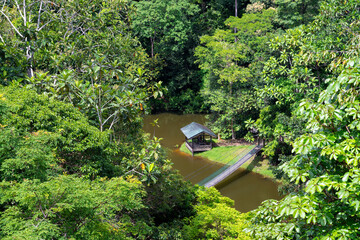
242 156 275 179
180 143 255 165
179 142 276 179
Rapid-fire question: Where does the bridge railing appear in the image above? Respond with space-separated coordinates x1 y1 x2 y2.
199 144 263 187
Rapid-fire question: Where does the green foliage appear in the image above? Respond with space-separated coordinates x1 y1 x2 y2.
0 175 148 239
132 0 199 57
143 170 197 226
0 86 200 238
248 59 360 239
0 0 162 137
27 57 162 134
249 0 320 29
151 88 208 113
0 0 149 77
0 129 60 182
0 86 120 179
132 0 250 113
196 8 277 139
275 0 320 28
183 187 251 239
0 0 290 238
253 0 360 165
0 44 26 85
132 0 204 113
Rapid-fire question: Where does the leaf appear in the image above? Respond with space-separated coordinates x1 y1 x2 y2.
148 163 154 172
342 172 350 182
334 109 343 121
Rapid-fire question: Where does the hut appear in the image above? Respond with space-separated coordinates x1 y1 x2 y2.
181 122 217 156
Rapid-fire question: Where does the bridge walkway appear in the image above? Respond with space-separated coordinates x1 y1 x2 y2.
200 144 263 188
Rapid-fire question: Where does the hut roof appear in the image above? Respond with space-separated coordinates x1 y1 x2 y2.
180 122 216 139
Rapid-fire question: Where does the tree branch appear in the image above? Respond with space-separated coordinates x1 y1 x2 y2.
0 10 24 38
34 192 48 219
102 110 118 127
1 0 5 11
23 0 27 24
38 20 53 31
102 95 115 109
94 101 103 131
0 34 5 45
37 0 43 30
13 0 25 23
345 125 354 139
109 114 119 131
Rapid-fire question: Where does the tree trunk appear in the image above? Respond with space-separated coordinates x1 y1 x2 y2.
235 0 238 18
150 37 154 58
26 44 34 78
234 0 238 40
230 81 235 140
231 118 235 140
232 1 237 140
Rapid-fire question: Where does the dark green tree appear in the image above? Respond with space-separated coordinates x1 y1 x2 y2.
0 175 148 239
250 0 360 163
195 8 276 139
248 57 360 239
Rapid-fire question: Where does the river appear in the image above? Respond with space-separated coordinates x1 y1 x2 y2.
143 113 281 212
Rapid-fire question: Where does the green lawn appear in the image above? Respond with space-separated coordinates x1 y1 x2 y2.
179 142 275 179
180 143 255 165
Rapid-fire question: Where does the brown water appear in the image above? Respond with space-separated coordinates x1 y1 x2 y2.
143 113 281 212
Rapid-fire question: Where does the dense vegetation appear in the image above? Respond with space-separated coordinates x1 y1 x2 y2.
1 0 360 239
0 0 249 238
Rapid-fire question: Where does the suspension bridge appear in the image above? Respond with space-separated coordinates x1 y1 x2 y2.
198 144 264 187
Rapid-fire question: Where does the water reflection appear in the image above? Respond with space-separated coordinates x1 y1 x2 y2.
143 113 281 212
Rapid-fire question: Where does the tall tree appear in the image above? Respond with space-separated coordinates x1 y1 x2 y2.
248 0 320 28
275 0 320 28
132 0 202 112
248 0 360 238
0 0 163 138
195 8 276 139
250 0 360 163
249 57 360 239
0 0 55 77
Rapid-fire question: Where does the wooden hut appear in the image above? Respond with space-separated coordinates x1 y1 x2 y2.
181 122 217 156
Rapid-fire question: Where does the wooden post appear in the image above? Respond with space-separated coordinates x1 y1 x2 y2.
192 139 194 156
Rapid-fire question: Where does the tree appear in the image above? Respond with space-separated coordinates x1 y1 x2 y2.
0 86 120 179
0 0 51 77
250 0 360 164
132 0 202 112
195 8 276 139
248 57 360 239
275 0 320 28
0 175 148 239
196 28 250 139
0 0 163 137
0 0 146 77
182 187 251 239
132 0 199 60
248 0 320 29
0 43 26 85
0 85 199 238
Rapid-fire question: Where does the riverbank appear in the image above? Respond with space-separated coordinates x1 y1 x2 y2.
179 141 275 179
